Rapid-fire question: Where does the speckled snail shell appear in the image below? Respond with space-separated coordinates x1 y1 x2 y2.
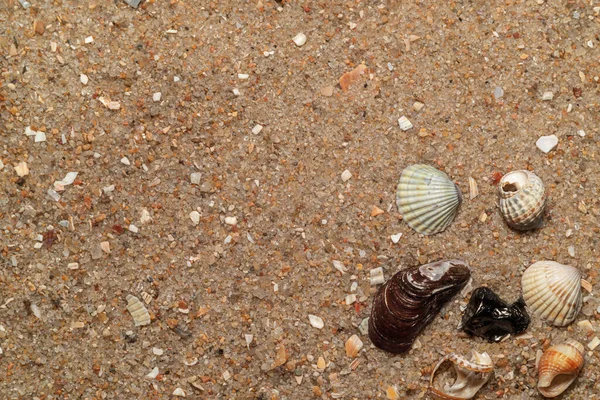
396 164 462 235
537 339 584 398
498 170 546 230
368 260 470 353
521 261 582 327
428 350 494 400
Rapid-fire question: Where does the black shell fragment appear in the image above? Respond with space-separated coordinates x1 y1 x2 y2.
368 260 471 354
461 287 530 342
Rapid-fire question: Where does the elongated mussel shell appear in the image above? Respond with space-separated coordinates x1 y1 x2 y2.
461 287 530 342
537 339 584 398
498 170 546 230
521 261 582 327
428 350 494 400
396 164 462 235
368 260 470 353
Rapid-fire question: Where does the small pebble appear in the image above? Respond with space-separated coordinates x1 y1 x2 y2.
232 88 240 96
320 86 334 97
412 101 424 112
568 246 575 257
541 91 554 101
588 337 600 351
190 211 200 225
224 216 237 225
152 92 161 102
128 224 139 233
84 36 94 44
341 169 352 182
252 124 263 135
345 294 356 305
308 314 324 329
535 135 558 153
390 233 402 244
398 116 413 131
172 387 186 397
292 33 307 47
370 267 385 286
80 74 89 85
577 130 586 137
493 86 504 99
238 73 249 80
120 157 131 166
190 172 201 185
332 260 347 274
14 162 29 177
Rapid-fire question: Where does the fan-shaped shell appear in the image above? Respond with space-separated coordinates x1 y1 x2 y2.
396 164 462 235
537 339 584 398
368 260 470 353
428 350 494 399
521 261 582 327
498 170 546 230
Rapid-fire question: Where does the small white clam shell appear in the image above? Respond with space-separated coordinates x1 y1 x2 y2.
537 339 584 398
428 350 494 399
521 261 582 327
396 164 462 235
126 295 151 326
498 170 546 230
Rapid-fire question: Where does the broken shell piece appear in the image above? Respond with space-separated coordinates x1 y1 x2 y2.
369 260 470 353
537 339 584 398
398 116 413 131
428 350 494 400
339 64 367 91
292 33 307 47
308 314 324 329
172 387 186 397
498 170 546 230
345 334 363 358
468 177 478 200
14 162 29 177
369 267 385 286
98 96 121 110
126 295 151 326
146 367 159 379
521 261 582 327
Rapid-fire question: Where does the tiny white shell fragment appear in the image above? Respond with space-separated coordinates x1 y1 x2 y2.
232 88 240 96
332 260 347 274
568 246 575 257
165 29 178 34
370 267 385 286
152 92 162 102
34 131 46 143
345 334 363 358
85 36 94 43
469 177 478 199
128 224 139 233
577 130 586 137
577 320 595 333
31 304 42 319
536 135 558 153
152 347 164 355
252 124 263 135
225 216 237 225
345 294 357 305
126 295 151 326
190 211 200 225
588 337 600 350
50 42 57 52
350 281 358 292
172 387 186 397
245 334 253 348
390 233 402 244
120 157 131 166
223 370 231 381
238 73 249 80
54 171 78 188
24 126 37 136
190 172 201 185
341 169 352 182
308 314 324 329
398 116 413 131
140 208 152 224
542 91 554 101
146 367 159 379
80 74 89 85
292 33 307 46
412 101 425 112
100 241 110 254
67 262 79 270
14 162 29 177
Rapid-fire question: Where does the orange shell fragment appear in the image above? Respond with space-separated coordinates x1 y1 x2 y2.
339 64 367 91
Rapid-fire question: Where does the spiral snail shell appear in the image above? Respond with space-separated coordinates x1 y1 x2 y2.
537 339 585 398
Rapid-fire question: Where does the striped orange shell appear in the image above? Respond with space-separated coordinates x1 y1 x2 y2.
537 339 584 398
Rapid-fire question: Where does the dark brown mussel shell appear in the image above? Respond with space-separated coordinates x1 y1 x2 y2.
460 287 530 342
368 260 471 354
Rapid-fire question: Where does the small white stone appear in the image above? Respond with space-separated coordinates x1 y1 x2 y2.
190 211 200 225
535 135 558 153
345 294 357 305
350 281 358 292
80 74 89 85
252 124 263 135
67 262 79 270
152 347 164 356
308 314 324 329
588 337 600 351
238 73 249 80
152 92 161 102
50 42 57 52
84 36 94 44
34 131 46 143
567 103 573 112
370 267 385 286
568 246 575 257
190 172 201 185
165 29 178 34
292 33 307 47
222 370 231 381
146 367 159 379
566 229 573 238
587 40 594 48
332 260 347 274
224 216 237 225
128 224 139 233
541 91 554 101
341 169 352 182
14 162 29 177
224 235 232 244
120 157 131 166
398 116 413 131
31 304 42 319
232 88 240 96
390 233 402 244
412 101 425 112
174 76 180 82
577 130 586 137
24 126 36 136
140 208 152 224
244 334 253 348
172 387 186 397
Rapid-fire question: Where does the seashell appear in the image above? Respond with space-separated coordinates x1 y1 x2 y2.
498 170 546 230
396 164 462 235
368 260 470 353
537 339 584 398
345 334 363 358
521 261 582 327
126 295 151 326
461 287 530 342
428 350 494 399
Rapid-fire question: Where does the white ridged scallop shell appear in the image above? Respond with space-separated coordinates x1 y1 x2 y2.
537 339 584 398
126 295 151 326
521 261 582 327
498 170 546 230
396 164 462 235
